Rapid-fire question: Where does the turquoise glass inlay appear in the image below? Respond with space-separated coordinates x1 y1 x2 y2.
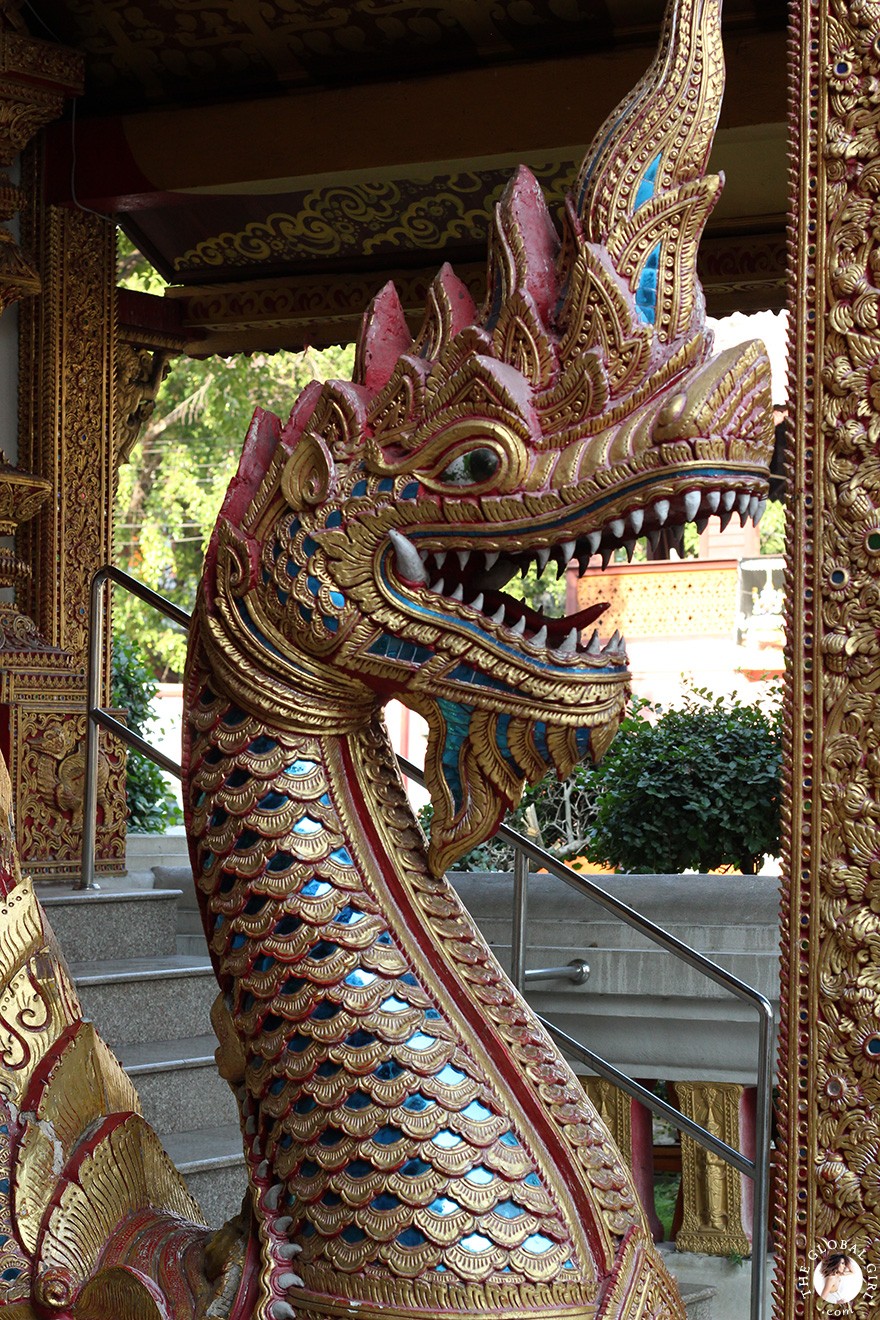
292 815 323 836
433 1130 463 1150
495 1201 526 1219
404 1032 436 1052
284 759 317 776
465 1166 494 1185
461 1233 492 1253
523 1233 554 1254
635 152 662 209
379 995 409 1013
301 878 332 897
345 968 377 988
429 1197 460 1216
437 1063 467 1088
462 1099 493 1122
635 242 662 324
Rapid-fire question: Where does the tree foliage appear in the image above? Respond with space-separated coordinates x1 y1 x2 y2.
111 638 182 832
115 251 355 676
583 689 782 874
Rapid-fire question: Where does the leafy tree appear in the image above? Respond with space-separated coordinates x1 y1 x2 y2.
583 689 782 874
111 638 182 832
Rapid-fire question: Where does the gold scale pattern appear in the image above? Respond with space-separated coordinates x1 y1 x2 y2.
186 663 649 1314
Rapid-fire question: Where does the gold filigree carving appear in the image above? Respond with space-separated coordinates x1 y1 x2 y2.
673 1082 750 1258
116 342 175 465
779 0 880 1310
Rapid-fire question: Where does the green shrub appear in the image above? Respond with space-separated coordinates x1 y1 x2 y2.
584 689 781 874
111 638 183 833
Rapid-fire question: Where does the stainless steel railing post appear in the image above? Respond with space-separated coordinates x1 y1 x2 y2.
511 846 528 993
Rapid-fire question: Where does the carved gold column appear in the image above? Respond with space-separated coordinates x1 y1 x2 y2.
2 116 127 879
779 2 880 1315
582 1077 664 1243
672 1082 751 1258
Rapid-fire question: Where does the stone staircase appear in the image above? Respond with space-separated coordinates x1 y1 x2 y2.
37 869 246 1226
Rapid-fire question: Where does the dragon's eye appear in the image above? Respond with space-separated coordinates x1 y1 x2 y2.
438 448 501 486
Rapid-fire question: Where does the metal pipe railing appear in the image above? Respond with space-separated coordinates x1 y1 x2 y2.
86 568 773 1317
81 566 189 890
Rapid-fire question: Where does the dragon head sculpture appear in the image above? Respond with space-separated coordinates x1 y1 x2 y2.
199 0 774 877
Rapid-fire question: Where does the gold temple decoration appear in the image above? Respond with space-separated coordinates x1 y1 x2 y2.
674 1082 751 1259
0 3 82 316
779 0 880 1312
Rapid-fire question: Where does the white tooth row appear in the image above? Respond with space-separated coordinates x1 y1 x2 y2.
387 529 619 658
584 489 767 568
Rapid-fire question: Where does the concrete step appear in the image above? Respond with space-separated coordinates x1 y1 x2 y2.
681 1284 715 1319
69 954 217 1047
38 887 182 962
161 1124 247 1228
115 1034 239 1135
126 830 190 889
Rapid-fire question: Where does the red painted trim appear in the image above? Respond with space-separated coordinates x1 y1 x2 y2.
43 116 182 211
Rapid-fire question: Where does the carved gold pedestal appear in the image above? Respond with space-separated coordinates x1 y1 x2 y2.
0 672 126 880
673 1081 752 1258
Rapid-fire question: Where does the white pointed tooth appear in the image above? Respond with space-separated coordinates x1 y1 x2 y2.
536 546 551 571
520 557 532 578
605 630 621 652
430 578 445 594
609 518 625 539
696 517 708 533
388 528 428 584
264 1183 282 1210
434 550 447 569
450 583 464 602
471 593 484 611
484 550 499 570
718 510 733 532
586 629 602 654
654 499 669 526
276 1216 293 1232
509 616 527 636
753 498 767 526
559 627 579 654
706 491 720 513
278 1272 304 1290
721 490 736 512
585 531 601 556
560 539 576 563
748 495 760 521
624 539 636 562
271 1304 297 1320
490 604 505 624
601 546 613 569
647 529 661 553
456 549 470 570
619 633 626 650
684 490 701 522
629 508 644 535
257 1160 269 1179
531 625 548 648
736 493 750 522
278 1242 302 1258
246 1115 257 1135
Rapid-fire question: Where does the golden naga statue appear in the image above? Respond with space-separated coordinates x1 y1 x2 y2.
0 1 774 1316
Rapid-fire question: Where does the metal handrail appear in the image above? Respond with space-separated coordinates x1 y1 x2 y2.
84 566 772 1318
81 566 189 890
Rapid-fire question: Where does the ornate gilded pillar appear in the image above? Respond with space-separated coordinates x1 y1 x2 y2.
672 1081 752 1258
778 2 880 1314
582 1077 663 1243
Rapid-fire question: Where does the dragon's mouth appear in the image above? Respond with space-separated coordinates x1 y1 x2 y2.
386 482 766 662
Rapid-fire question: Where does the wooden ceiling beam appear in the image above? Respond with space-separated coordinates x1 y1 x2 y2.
158 226 786 357
47 29 786 212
